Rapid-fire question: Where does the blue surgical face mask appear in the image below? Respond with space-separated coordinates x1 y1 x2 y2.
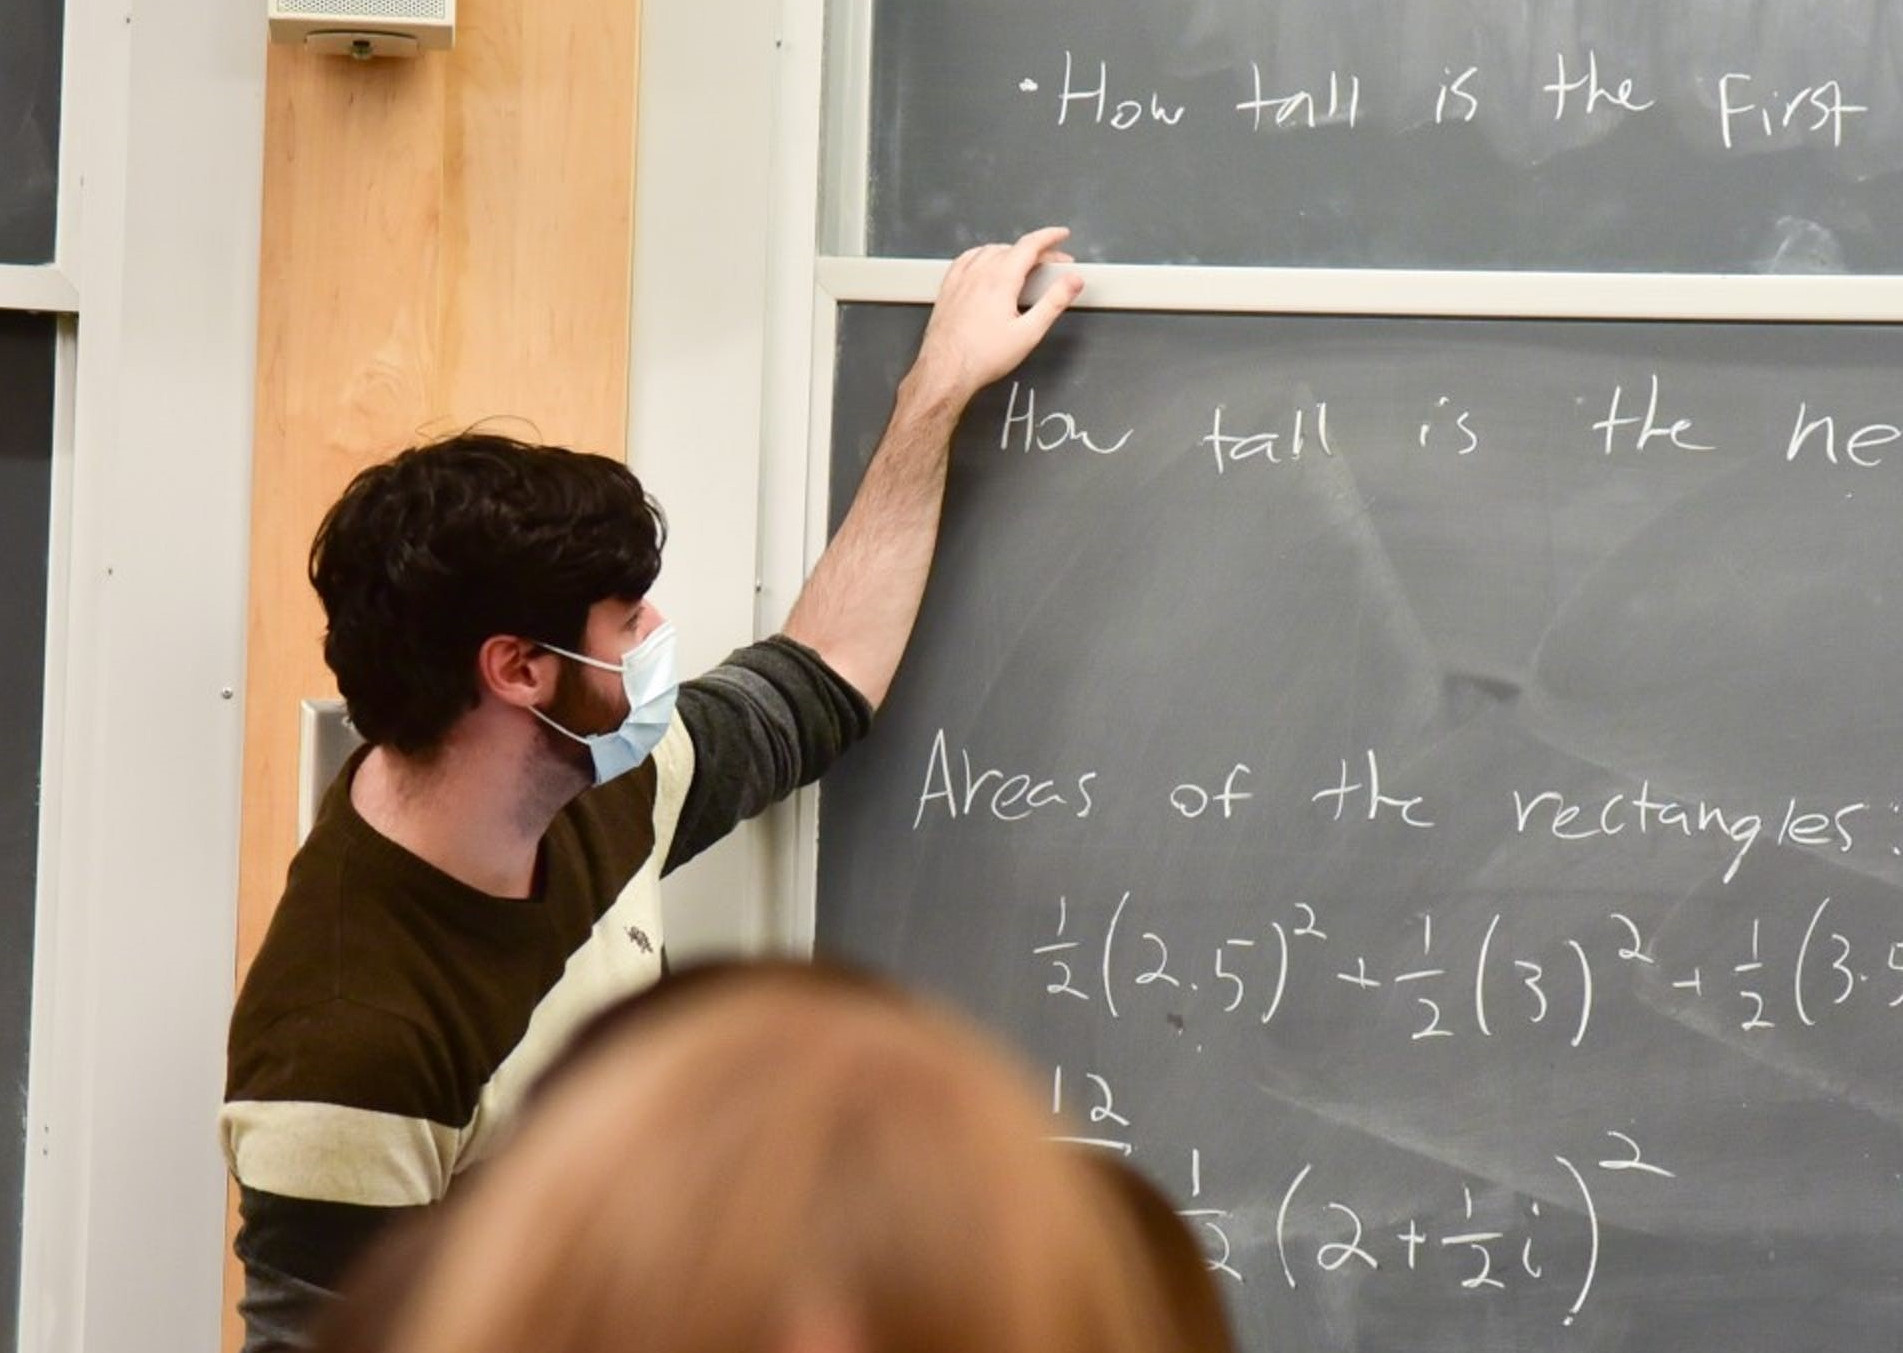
530 621 679 785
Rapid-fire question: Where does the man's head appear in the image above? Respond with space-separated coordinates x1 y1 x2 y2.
309 432 666 757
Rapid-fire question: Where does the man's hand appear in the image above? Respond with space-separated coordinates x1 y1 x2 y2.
782 227 1082 709
903 226 1085 412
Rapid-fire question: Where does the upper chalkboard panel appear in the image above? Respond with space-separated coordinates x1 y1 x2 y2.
820 303 1903 1353
866 1 1903 272
0 0 64 264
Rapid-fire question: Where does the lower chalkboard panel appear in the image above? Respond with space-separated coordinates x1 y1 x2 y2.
820 305 1903 1353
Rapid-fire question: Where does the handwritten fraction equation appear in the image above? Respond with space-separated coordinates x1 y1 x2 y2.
1046 1070 1669 1326
1035 891 1903 1044
1015 48 1870 152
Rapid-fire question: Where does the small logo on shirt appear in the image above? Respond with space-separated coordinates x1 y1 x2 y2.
624 925 654 954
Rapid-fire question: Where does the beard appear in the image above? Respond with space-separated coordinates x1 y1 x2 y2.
537 659 624 781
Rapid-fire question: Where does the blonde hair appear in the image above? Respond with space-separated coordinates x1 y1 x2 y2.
345 963 1197 1353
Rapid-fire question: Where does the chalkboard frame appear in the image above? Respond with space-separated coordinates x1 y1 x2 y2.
741 10 1903 1346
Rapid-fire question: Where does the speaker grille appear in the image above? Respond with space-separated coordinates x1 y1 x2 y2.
277 0 447 18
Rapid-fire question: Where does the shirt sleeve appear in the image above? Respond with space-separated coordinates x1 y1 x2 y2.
234 1236 331 1353
665 635 874 874
232 1187 426 1301
233 1187 425 1352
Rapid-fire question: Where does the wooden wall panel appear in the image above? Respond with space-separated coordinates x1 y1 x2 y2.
439 9 640 449
228 3 640 1346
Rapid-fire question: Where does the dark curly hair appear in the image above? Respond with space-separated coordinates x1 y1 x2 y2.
309 432 666 755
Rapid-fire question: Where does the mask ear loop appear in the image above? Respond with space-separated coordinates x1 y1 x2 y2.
529 704 591 745
533 640 622 674
524 642 612 745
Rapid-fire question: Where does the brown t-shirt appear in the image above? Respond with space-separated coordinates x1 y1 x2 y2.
221 637 871 1352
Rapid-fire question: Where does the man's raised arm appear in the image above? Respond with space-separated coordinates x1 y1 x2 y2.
782 226 1084 709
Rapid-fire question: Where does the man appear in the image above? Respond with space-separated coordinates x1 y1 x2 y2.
221 228 1083 1351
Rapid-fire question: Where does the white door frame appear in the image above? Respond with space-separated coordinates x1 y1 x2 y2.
18 0 263 1347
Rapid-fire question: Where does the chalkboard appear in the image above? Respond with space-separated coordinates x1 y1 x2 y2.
0 0 63 263
868 0 1903 272
818 304 1903 1353
0 312 55 1352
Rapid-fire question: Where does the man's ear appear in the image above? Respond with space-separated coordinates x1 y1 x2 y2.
477 635 558 708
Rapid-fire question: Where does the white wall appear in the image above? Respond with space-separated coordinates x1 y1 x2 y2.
628 0 786 957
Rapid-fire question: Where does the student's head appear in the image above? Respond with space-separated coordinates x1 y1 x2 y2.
309 431 666 756
324 961 1193 1353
